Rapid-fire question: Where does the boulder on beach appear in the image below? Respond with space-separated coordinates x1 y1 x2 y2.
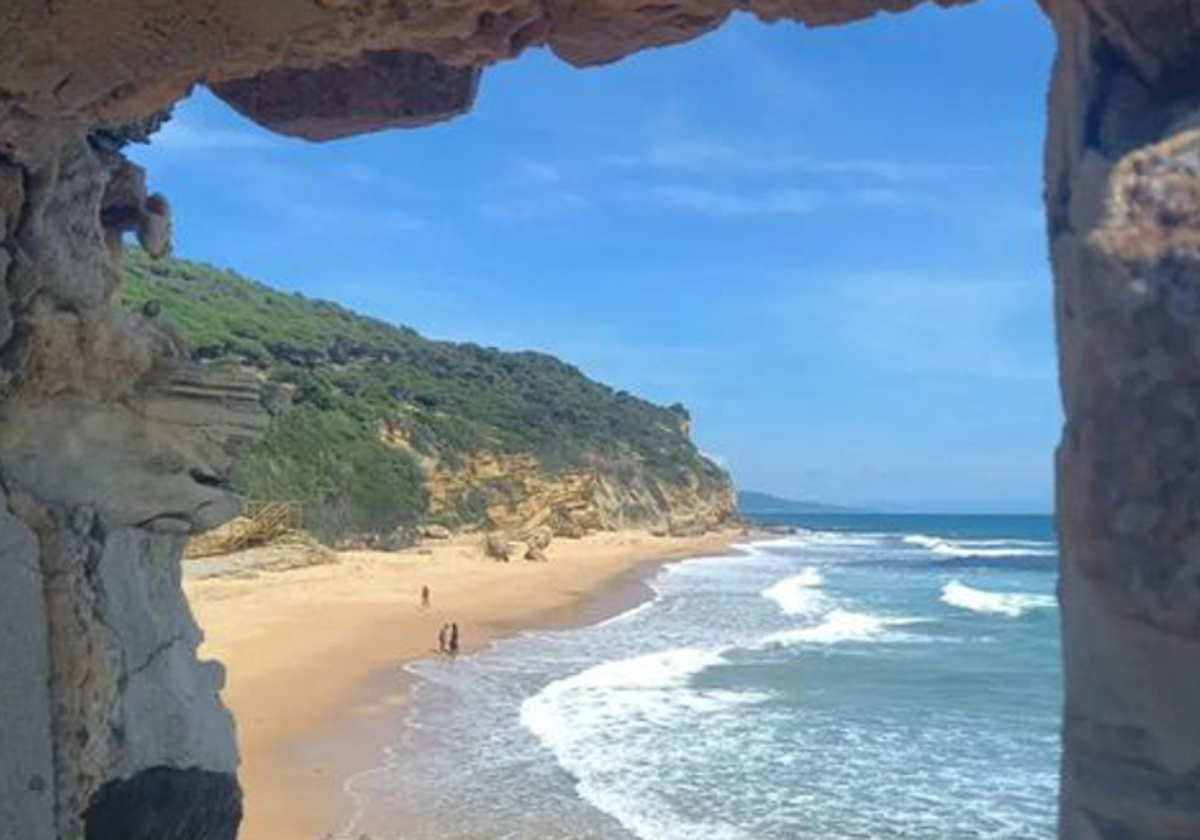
421 524 453 540
483 532 512 562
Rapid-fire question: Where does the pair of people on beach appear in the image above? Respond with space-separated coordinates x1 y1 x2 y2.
438 622 460 656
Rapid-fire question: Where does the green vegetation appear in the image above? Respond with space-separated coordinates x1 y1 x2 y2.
230 406 429 539
123 250 725 540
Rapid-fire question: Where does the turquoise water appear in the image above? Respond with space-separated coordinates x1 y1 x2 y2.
346 515 1062 840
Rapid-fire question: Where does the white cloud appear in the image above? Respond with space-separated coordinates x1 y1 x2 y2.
635 184 821 217
608 147 986 183
192 159 432 235
824 272 1055 381
515 160 567 185
786 157 991 185
483 129 987 223
148 115 273 153
596 127 990 184
480 189 591 222
341 163 383 185
603 138 739 169
270 194 428 234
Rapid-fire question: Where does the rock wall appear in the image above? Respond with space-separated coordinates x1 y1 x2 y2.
0 0 975 152
0 133 268 840
425 451 736 538
2 1 1199 838
1044 3 1200 836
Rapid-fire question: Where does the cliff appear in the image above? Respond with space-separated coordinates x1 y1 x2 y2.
122 251 736 544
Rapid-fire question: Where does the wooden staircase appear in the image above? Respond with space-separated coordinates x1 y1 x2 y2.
186 501 302 558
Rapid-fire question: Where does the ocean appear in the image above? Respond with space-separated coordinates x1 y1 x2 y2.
344 514 1062 840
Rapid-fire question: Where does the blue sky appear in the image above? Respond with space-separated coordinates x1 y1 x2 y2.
132 0 1059 512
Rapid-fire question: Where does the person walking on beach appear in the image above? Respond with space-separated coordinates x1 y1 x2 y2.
421 585 431 609
448 622 460 657
437 623 449 654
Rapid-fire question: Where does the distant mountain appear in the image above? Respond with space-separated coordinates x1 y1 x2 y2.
737 491 866 515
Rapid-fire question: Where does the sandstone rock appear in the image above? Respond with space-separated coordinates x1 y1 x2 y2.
0 0 985 151
378 525 420 552
483 532 512 562
0 488 55 840
260 380 294 417
1042 5 1200 834
669 520 708 538
138 194 172 260
553 517 587 539
97 528 237 778
425 444 734 542
0 253 13 353
523 530 552 562
212 51 481 141
100 159 173 261
0 365 269 532
420 523 453 540
16 301 167 399
185 542 335 579
11 141 121 310
524 525 553 551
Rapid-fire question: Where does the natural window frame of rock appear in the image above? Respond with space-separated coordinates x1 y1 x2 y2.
1 1 1198 838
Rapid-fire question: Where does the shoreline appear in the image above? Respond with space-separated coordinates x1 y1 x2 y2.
185 528 747 840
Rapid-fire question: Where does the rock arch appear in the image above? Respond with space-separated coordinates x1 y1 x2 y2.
0 1 1197 837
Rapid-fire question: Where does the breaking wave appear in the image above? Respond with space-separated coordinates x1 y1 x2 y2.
521 647 764 840
762 568 826 616
941 580 1057 618
905 534 1056 559
761 609 920 647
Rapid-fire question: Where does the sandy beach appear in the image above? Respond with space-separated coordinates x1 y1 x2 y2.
184 528 744 840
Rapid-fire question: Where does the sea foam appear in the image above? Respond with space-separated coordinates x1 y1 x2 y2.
752 531 885 553
761 609 919 647
905 534 1056 559
521 647 763 840
762 568 826 616
522 646 753 739
941 580 1056 618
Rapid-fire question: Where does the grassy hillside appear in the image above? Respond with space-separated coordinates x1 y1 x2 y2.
123 251 728 541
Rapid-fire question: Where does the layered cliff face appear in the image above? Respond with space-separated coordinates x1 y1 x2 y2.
425 451 735 538
123 252 736 544
0 139 268 840
1 2 1200 839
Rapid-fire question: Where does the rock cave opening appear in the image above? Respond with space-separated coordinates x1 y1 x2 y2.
2 1 1200 839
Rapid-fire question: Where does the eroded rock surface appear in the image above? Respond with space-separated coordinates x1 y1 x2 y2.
0 485 54 840
1 0 1198 839
1044 2 1200 836
0 132 266 840
213 51 482 141
0 0 972 155
424 451 736 540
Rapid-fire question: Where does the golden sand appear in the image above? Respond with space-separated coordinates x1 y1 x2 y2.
185 528 744 840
